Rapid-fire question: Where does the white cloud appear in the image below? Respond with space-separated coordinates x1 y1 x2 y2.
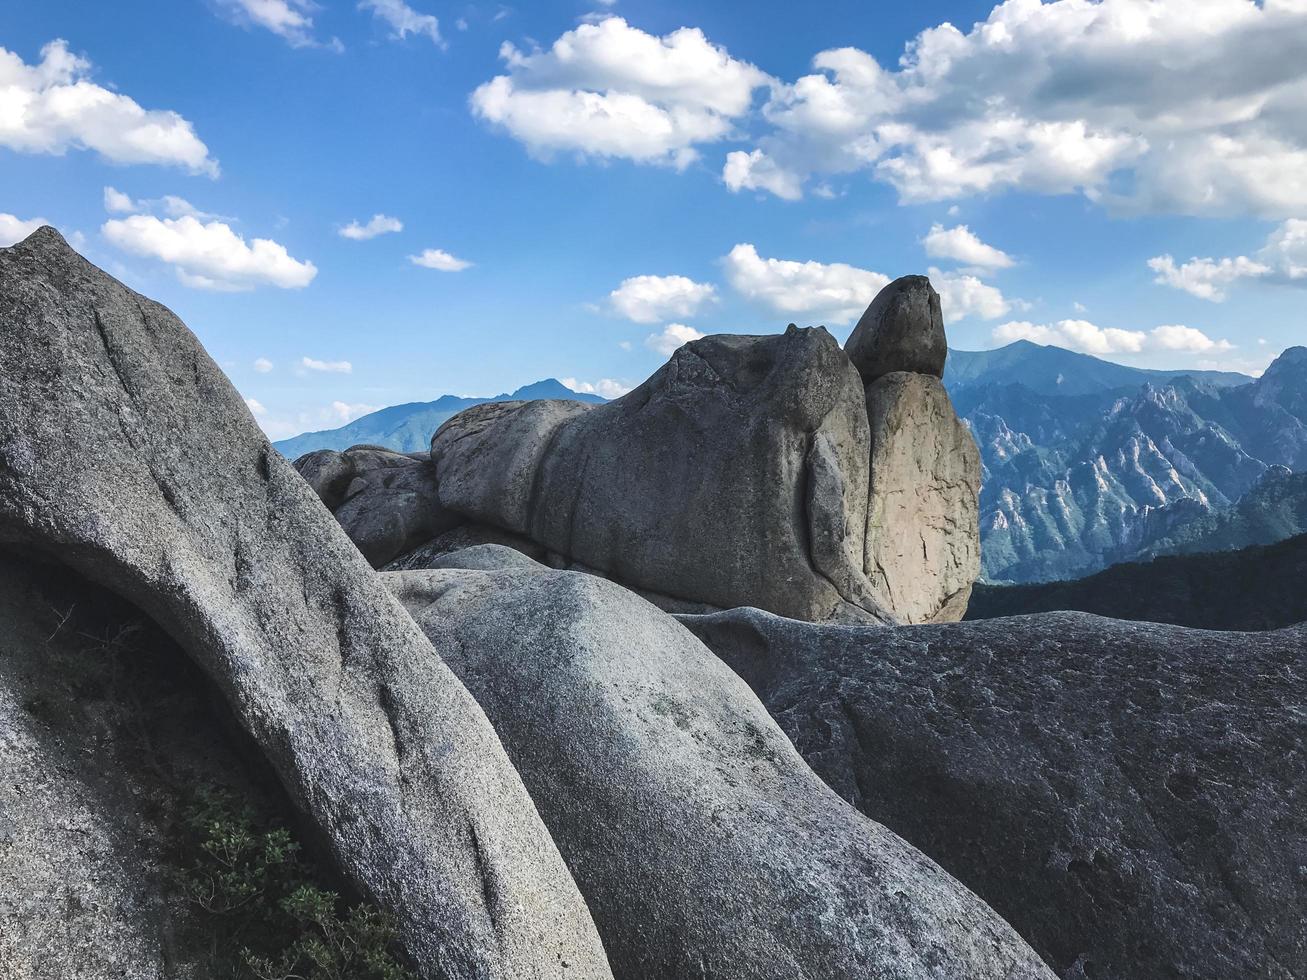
732 1 1307 216
723 149 803 201
103 215 317 291
331 400 378 422
993 319 1232 356
359 0 441 44
561 377 632 399
610 274 716 323
1150 324 1235 353
0 213 49 247
409 248 472 271
104 187 135 213
302 356 353 374
103 187 223 221
216 0 340 49
1149 218 1307 300
1147 254 1271 301
244 397 268 416
928 267 1012 322
722 243 888 324
340 214 404 240
253 357 274 373
0 40 217 175
645 323 705 356
471 16 770 168
923 223 1013 269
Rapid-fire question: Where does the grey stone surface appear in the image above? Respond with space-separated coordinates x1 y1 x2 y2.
679 607 1307 980
418 543 546 573
432 327 896 623
292 445 459 568
387 565 1056 980
0 228 611 980
383 522 549 571
865 372 981 623
0 554 302 980
844 275 947 384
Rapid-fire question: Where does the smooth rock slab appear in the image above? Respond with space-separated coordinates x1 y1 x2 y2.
865 372 981 623
387 563 1057 980
679 607 1307 980
0 228 611 980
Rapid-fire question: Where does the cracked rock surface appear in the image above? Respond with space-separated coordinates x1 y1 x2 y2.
387 559 1057 980
0 228 611 980
679 607 1307 980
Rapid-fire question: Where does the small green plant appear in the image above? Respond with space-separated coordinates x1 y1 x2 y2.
177 787 415 980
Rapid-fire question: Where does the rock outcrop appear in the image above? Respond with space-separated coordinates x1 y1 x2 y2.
430 305 981 623
294 445 459 567
0 228 611 980
844 274 947 383
865 371 981 623
679 607 1307 980
387 559 1056 980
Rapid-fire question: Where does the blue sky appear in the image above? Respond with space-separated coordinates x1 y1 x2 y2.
3 0 1306 439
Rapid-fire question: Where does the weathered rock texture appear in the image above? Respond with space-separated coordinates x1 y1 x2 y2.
293 445 459 567
679 607 1307 980
433 327 894 622
1 554 297 979
865 372 981 623
386 562 1056 980
0 228 611 980
845 275 947 383
427 286 980 624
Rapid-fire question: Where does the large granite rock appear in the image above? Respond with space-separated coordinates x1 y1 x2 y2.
865 372 981 623
845 275 947 383
679 607 1307 980
386 562 1056 980
432 327 895 623
0 228 611 980
293 445 459 567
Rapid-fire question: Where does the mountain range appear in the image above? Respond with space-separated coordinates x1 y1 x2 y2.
950 342 1307 582
271 378 606 458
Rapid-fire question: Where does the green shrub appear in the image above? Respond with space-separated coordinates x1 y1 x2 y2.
177 787 415 980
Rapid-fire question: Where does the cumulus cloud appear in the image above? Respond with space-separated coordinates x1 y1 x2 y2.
359 0 441 44
103 215 317 291
302 356 353 373
923 223 1013 270
723 149 803 200
0 213 49 247
409 248 472 271
331 400 378 421
340 214 403 240
929 267 1012 322
1149 218 1307 300
103 187 223 221
471 16 770 169
253 357 274 373
993 319 1232 355
722 243 888 324
561 377 632 398
731 0 1307 216
0 40 217 174
244 397 268 416
645 323 705 356
216 0 340 49
1148 254 1271 301
610 274 716 323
